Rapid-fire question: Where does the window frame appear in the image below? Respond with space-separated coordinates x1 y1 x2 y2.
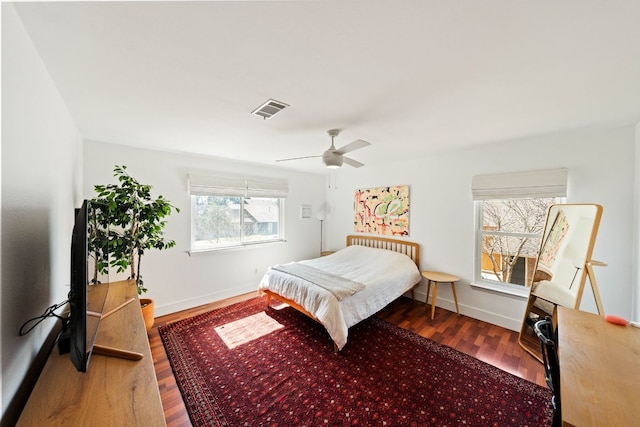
190 195 286 252
187 173 288 253
472 197 565 297
470 168 568 297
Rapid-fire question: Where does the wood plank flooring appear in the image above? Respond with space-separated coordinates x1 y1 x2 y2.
149 294 547 427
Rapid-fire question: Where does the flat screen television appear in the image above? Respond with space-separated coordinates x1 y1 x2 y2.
69 200 108 372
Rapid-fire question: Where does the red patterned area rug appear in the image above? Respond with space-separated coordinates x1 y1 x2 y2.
159 297 552 426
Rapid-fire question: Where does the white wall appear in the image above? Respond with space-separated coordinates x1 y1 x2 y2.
325 126 636 330
635 122 640 321
1 4 83 423
83 141 326 316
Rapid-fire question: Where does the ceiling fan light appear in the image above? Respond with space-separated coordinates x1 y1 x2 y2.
323 152 343 168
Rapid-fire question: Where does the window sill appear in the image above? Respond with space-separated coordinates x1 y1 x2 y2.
188 239 286 255
470 280 530 299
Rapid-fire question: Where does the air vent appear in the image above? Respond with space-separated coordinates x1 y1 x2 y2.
251 99 289 119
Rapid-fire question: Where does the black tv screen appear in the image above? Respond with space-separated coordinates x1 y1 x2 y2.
69 200 108 372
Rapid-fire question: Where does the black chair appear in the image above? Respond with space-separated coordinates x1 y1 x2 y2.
534 317 561 427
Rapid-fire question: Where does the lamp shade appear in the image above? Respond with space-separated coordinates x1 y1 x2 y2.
323 151 343 168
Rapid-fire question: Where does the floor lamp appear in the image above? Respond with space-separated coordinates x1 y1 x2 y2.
317 211 326 256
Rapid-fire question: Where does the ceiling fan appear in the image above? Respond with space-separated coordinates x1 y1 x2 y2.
276 129 371 168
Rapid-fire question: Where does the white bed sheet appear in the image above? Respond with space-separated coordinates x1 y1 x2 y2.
258 245 421 349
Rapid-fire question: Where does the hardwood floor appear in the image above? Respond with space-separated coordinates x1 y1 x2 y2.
149 294 547 427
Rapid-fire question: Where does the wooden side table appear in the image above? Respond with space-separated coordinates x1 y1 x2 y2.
421 271 460 320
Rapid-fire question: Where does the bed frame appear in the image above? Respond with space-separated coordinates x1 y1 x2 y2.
263 235 421 351
345 235 420 269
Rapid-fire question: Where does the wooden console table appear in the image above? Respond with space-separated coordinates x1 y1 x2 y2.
557 306 640 427
17 280 165 426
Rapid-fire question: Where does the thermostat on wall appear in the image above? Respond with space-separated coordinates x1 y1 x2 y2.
300 204 312 219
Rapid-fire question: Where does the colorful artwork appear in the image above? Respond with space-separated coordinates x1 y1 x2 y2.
354 185 409 236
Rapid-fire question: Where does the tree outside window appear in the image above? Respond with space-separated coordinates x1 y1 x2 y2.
192 195 282 250
479 198 556 286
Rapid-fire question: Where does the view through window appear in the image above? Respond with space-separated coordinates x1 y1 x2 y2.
192 195 283 250
477 198 558 287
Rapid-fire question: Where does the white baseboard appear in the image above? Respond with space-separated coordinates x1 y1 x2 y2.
411 290 521 332
154 282 259 317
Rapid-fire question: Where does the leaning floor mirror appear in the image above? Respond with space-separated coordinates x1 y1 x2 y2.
518 204 605 361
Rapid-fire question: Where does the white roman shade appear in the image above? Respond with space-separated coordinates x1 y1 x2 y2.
471 168 568 200
245 178 289 198
188 174 288 198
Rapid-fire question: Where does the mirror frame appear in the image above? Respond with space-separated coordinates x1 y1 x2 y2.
518 203 603 361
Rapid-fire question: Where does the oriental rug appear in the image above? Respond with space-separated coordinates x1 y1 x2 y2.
159 297 552 426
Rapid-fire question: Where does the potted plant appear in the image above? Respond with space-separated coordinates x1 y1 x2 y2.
89 165 179 330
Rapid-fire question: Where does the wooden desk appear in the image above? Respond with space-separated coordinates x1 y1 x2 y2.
17 280 165 426
557 306 640 427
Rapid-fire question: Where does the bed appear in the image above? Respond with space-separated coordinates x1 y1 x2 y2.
258 235 421 351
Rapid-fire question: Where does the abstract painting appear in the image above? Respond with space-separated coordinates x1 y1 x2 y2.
354 185 409 236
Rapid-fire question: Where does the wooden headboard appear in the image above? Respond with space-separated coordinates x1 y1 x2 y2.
346 235 420 270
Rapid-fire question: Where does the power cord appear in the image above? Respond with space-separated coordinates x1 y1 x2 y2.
19 300 69 336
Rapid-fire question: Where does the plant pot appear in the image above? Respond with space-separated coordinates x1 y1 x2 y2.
140 298 155 331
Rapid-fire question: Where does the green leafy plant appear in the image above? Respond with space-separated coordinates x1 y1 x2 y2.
89 165 179 294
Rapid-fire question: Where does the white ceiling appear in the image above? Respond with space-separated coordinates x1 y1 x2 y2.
12 1 640 173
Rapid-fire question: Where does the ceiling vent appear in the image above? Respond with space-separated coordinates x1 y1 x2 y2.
251 99 289 119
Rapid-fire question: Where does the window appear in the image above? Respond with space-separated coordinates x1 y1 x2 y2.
472 169 567 294
477 198 557 287
189 174 287 251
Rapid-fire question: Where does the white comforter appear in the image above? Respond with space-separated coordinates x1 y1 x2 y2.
258 245 421 350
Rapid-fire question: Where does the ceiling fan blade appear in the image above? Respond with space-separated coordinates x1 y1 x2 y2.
342 156 364 168
334 139 370 155
276 155 322 162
